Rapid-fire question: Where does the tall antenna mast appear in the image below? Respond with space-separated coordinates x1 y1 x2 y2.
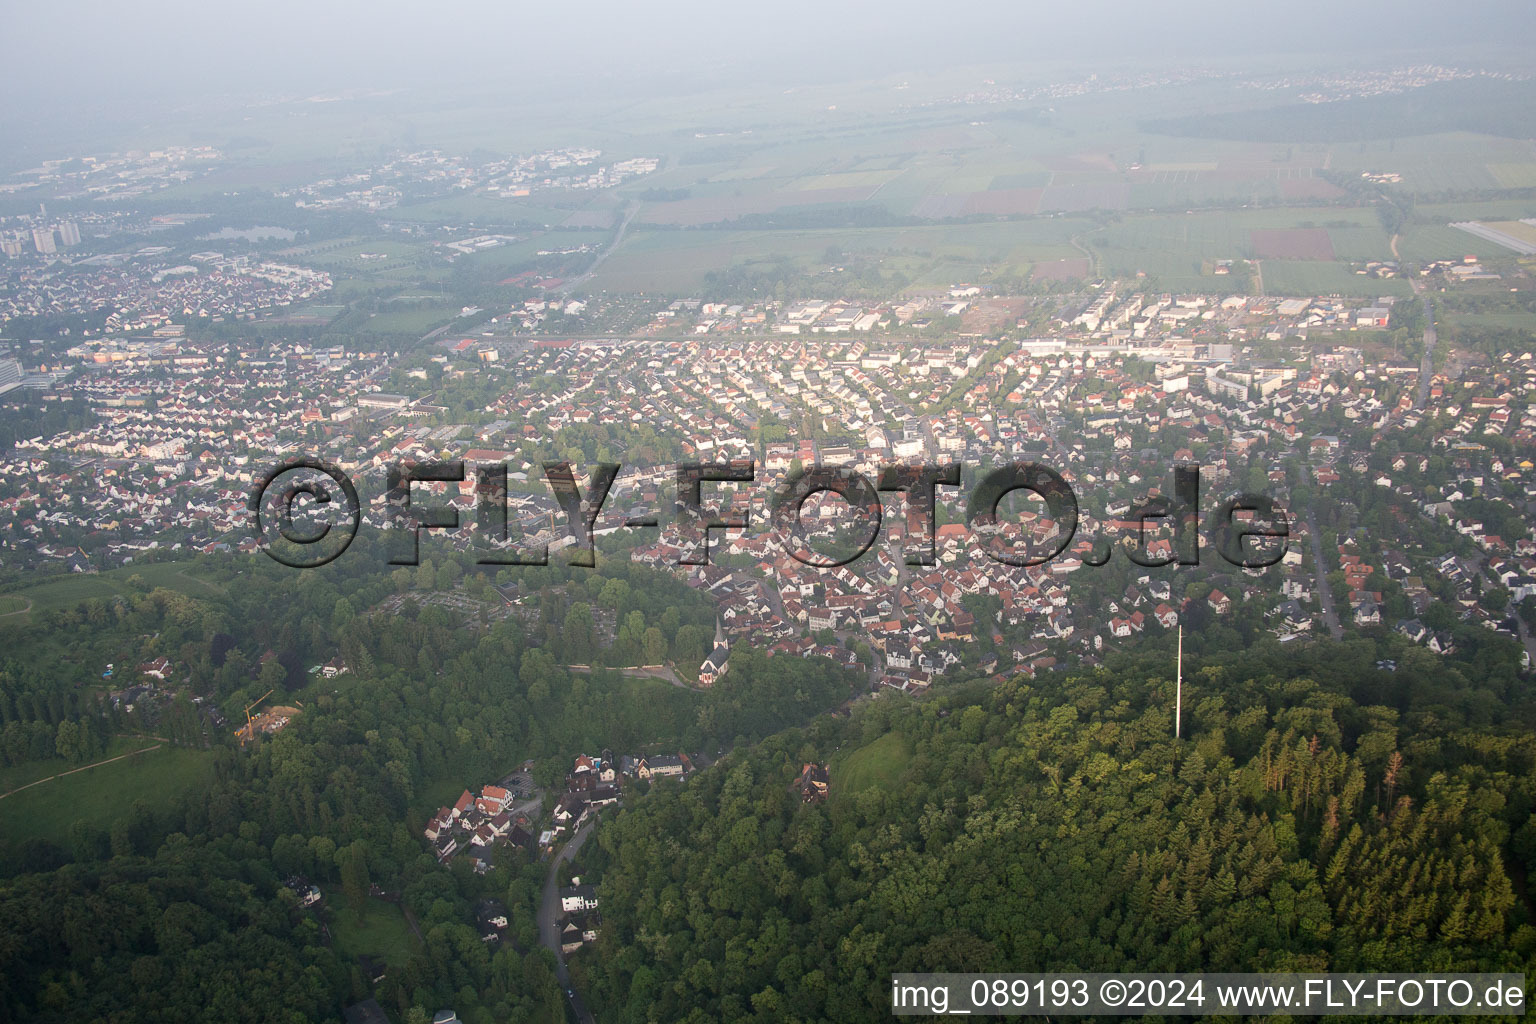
1175 625 1183 740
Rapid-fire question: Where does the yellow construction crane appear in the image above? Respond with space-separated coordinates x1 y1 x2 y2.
241 688 274 745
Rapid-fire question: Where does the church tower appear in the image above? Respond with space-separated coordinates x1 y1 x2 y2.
699 617 731 687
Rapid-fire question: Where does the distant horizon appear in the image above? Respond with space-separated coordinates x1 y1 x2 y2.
3 0 1535 148
4 53 1536 175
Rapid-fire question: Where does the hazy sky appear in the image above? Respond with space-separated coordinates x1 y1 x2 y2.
4 0 1534 124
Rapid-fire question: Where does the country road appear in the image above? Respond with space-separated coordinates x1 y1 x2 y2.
1304 504 1343 641
560 199 640 297
1068 232 1100 279
539 816 598 1024
1415 293 1437 410
1403 264 1437 411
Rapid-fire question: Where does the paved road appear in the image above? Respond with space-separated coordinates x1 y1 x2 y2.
539 816 598 1024
1304 504 1343 640
560 200 640 297
1474 559 1536 667
505 793 543 821
1068 232 1101 279
1415 293 1437 410
418 322 454 345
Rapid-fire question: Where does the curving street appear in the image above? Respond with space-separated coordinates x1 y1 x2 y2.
539 816 598 1024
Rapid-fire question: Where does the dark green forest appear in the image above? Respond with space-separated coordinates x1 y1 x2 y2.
0 550 859 1023
1 544 1533 1021
575 640 1536 1023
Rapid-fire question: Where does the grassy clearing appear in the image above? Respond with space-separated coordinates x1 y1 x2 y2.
1445 312 1536 332
0 561 225 619
833 731 909 798
1486 163 1536 189
591 218 1089 293
0 744 212 846
359 307 461 334
1260 260 1411 298
414 774 475 821
0 736 165 796
327 892 418 967
1395 224 1514 263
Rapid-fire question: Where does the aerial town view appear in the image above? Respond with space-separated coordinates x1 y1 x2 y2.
0 1 1535 1022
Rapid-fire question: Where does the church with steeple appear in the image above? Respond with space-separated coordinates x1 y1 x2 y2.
698 617 730 687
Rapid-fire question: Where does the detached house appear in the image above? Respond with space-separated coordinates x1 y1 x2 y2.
559 881 599 915
796 763 829 803
638 754 688 780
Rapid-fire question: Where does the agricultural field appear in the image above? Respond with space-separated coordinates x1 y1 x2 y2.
1323 225 1395 262
591 218 1088 293
634 187 881 227
1031 258 1092 282
1416 199 1536 223
1251 228 1336 260
1486 163 1536 189
1098 215 1254 268
1259 260 1413 298
1393 223 1515 263
583 197 1458 297
78 95 1536 315
604 112 1457 229
50 79 1536 317
1447 221 1536 256
387 193 591 228
1484 220 1536 246
1369 156 1502 193
1321 132 1530 194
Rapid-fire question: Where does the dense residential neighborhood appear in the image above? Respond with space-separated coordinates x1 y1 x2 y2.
4 281 1534 685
